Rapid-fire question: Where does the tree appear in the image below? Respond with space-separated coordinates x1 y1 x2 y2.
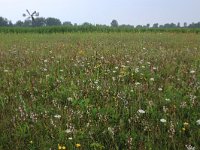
146 23 150 28
152 23 159 28
23 20 32 27
111 19 118 27
177 22 180 28
184 22 187 28
0 17 8 26
32 17 46 27
46 17 61 26
136 25 143 28
82 22 92 26
15 20 24 27
63 21 72 26
8 21 13 27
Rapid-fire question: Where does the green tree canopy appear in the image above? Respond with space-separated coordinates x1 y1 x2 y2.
111 19 118 27
46 17 61 26
0 17 8 26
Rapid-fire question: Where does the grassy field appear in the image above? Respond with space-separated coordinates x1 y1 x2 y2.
0 32 200 150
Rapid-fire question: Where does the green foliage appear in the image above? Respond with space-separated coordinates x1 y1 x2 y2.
0 26 200 33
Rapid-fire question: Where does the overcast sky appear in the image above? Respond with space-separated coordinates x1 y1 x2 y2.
0 0 200 26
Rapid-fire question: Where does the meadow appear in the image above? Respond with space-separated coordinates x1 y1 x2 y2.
0 32 200 150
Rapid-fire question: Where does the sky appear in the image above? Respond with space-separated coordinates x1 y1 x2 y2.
0 0 200 26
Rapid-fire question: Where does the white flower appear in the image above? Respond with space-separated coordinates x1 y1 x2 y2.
67 97 73 102
115 66 119 70
158 88 163 91
68 137 73 140
65 129 72 133
43 68 47 72
165 98 171 102
94 80 99 84
121 65 126 68
135 82 141 86
44 59 48 63
135 68 139 73
190 70 195 74
108 127 114 135
185 144 195 150
153 67 157 70
150 78 154 81
4 69 9 73
196 119 200 125
138 109 145 114
160 118 167 123
54 114 61 119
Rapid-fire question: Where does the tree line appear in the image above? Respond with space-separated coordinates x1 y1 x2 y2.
0 16 200 28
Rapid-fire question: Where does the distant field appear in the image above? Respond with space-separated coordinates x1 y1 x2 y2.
0 32 200 149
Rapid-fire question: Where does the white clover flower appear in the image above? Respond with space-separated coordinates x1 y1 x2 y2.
153 67 157 70
185 144 195 150
138 109 145 114
68 137 73 140
97 86 101 90
135 82 141 86
54 114 61 119
160 118 167 123
94 80 99 84
135 68 139 73
190 70 195 74
44 59 48 63
165 98 171 102
67 97 73 102
100 56 104 60
196 119 200 125
112 77 116 81
108 127 114 135
121 65 126 68
65 129 72 133
158 88 163 91
150 78 154 81
43 68 47 72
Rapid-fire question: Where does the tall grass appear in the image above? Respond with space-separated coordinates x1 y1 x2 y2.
0 32 200 149
0 26 200 33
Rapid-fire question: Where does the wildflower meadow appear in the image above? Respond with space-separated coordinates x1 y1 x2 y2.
0 32 200 149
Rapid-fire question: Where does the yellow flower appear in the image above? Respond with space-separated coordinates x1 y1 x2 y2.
75 143 81 148
58 144 62 150
182 127 185 131
184 122 189 127
62 146 66 149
